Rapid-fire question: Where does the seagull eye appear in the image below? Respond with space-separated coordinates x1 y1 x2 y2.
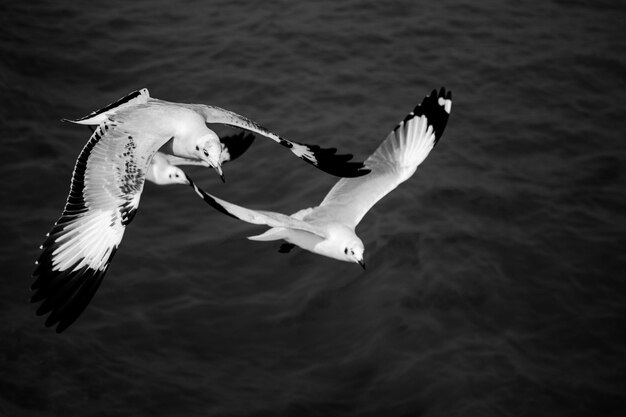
344 248 348 255
195 145 200 151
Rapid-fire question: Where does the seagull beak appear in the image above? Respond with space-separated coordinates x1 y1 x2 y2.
184 173 194 187
357 259 366 270
203 160 225 183
214 164 225 183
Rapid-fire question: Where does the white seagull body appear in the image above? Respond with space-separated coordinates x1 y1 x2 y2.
188 88 452 267
31 89 368 332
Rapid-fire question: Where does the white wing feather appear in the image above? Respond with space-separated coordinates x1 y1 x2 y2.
306 114 436 228
31 116 170 332
306 87 452 228
188 180 327 239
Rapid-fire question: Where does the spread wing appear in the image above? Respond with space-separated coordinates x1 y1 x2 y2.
187 104 370 178
65 92 369 177
186 176 327 239
31 119 159 332
305 88 452 229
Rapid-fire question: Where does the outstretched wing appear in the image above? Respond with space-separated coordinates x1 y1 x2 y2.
306 88 452 229
188 104 370 178
31 119 156 332
186 176 327 238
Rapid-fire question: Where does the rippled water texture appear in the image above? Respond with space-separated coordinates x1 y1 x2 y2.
1 0 625 416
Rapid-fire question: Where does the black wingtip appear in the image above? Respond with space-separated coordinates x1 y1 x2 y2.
410 87 452 146
296 143 371 178
186 175 240 220
315 160 371 178
31 240 112 333
273 134 370 178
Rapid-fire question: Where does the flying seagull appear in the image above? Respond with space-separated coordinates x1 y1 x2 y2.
187 88 452 268
31 91 367 333
63 88 370 180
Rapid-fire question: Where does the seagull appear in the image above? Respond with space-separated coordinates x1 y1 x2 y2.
31 91 367 333
63 88 370 180
186 88 452 268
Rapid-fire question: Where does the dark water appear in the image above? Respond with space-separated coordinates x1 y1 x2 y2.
1 0 625 415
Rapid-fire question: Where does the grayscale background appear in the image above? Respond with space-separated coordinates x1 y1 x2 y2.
1 0 624 415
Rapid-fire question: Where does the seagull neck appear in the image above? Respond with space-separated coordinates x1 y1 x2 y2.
310 238 350 262
162 136 191 158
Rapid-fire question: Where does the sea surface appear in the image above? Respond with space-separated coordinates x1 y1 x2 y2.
1 0 625 416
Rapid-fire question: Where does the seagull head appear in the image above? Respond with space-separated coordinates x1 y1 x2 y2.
146 155 190 186
342 239 365 270
164 166 190 185
195 131 225 182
